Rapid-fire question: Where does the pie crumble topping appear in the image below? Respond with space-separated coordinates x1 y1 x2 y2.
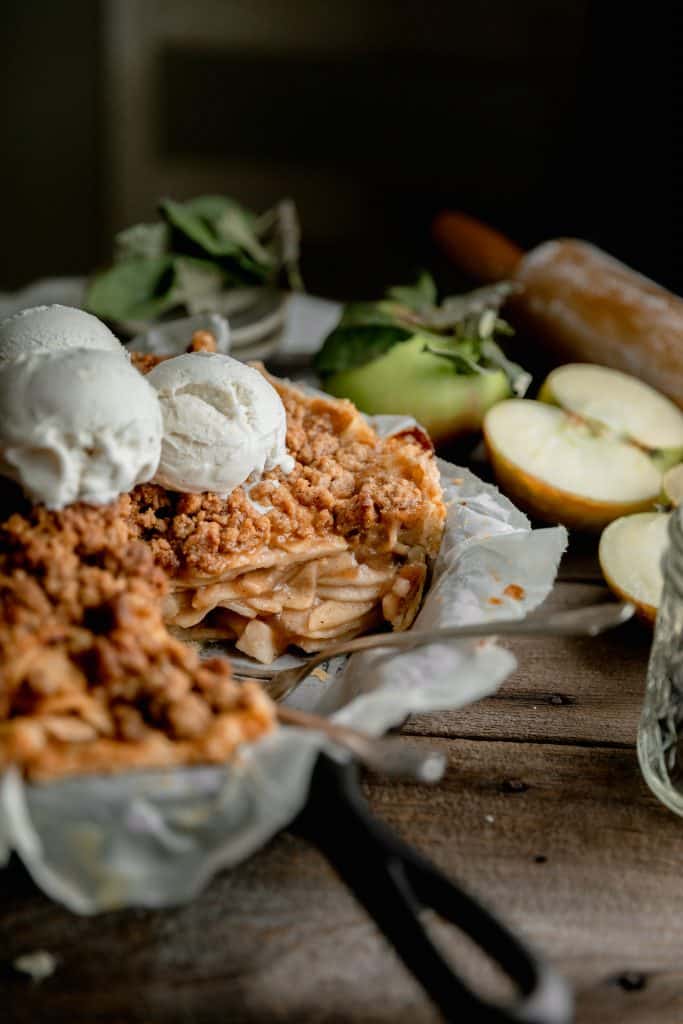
0 498 273 781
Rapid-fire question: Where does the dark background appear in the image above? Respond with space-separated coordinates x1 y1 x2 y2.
0 0 676 299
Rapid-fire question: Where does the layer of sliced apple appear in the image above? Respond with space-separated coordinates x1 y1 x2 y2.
484 399 663 530
599 512 669 623
539 363 683 471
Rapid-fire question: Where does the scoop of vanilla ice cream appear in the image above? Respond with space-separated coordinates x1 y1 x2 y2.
147 352 294 494
0 304 126 363
0 350 162 508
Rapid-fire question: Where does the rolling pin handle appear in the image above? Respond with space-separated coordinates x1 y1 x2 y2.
432 211 525 284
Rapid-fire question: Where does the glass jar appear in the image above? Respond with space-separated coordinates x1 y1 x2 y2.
638 506 683 813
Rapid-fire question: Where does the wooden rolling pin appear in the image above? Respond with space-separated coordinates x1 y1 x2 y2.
433 211 683 407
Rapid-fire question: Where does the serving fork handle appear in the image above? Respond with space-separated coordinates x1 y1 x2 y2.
295 754 573 1024
257 600 635 702
303 600 635 666
277 705 447 781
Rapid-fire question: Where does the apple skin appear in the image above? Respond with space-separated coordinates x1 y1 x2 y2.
483 428 659 531
600 571 657 625
323 335 511 445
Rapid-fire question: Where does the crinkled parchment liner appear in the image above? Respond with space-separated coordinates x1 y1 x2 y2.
0 427 567 914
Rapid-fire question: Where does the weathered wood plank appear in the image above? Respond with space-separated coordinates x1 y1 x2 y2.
575 972 683 1024
556 533 603 583
407 582 652 746
3 736 683 1024
0 538 666 1022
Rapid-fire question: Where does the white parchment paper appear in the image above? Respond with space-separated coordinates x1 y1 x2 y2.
0 453 567 913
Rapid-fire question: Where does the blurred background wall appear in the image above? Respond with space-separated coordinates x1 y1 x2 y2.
0 0 674 297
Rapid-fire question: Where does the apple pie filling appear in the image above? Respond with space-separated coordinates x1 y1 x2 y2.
164 543 428 663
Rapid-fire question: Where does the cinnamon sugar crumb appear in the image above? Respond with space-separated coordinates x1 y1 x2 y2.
126 369 445 582
130 351 166 375
129 331 217 374
188 330 217 353
0 502 274 781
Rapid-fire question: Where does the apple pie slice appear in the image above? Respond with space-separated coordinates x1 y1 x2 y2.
0 362 445 780
127 369 446 664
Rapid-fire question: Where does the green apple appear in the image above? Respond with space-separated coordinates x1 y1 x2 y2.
325 335 511 444
314 276 528 445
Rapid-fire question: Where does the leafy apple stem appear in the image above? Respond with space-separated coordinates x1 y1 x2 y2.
314 272 529 383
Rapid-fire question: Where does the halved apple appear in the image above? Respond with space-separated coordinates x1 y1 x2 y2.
539 364 683 471
599 512 669 623
484 400 662 530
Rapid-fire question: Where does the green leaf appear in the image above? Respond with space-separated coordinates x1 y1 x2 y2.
423 333 530 395
171 257 226 314
85 256 177 321
215 206 272 265
423 340 488 377
420 282 518 330
337 301 410 329
386 271 437 311
85 255 228 322
160 195 271 282
90 193 303 322
480 338 532 397
115 222 170 263
270 198 304 291
161 196 238 256
313 325 413 374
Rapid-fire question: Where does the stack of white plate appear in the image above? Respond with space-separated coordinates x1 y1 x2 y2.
0 278 341 367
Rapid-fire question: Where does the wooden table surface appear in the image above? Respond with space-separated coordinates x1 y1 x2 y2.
3 535 682 1023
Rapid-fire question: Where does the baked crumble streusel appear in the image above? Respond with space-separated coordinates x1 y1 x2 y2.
126 384 443 580
0 498 274 781
124 370 446 661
